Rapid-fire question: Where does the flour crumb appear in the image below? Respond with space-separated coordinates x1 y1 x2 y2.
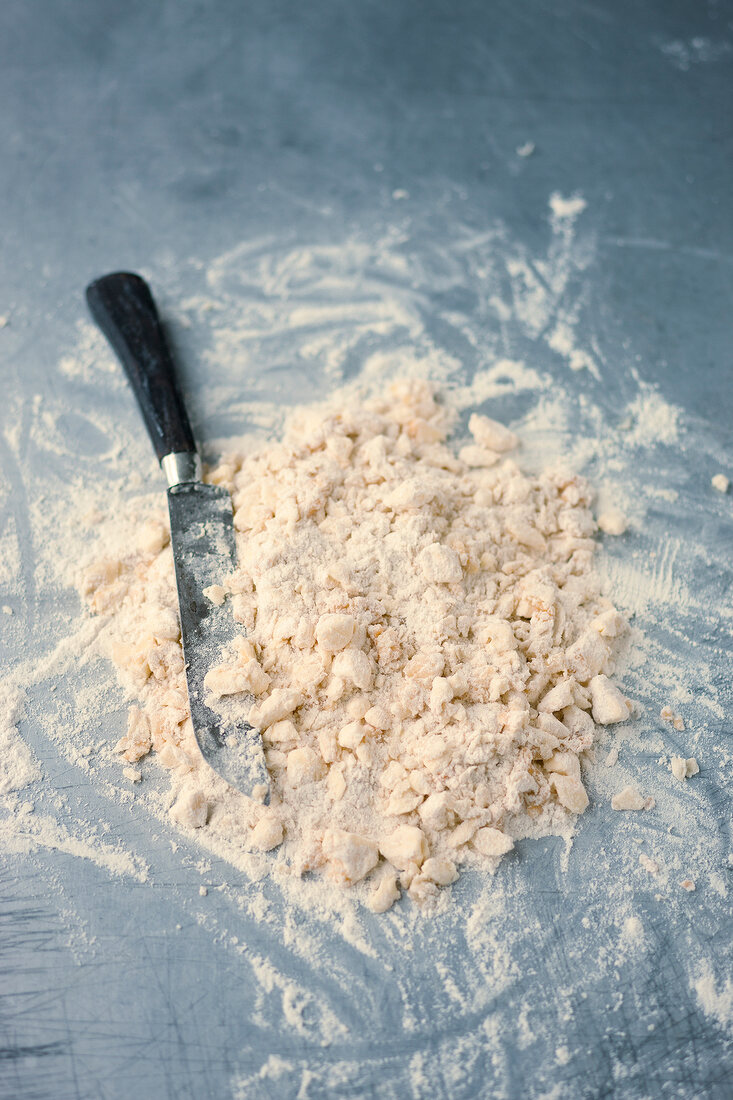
711 473 729 493
612 786 654 811
604 747 619 767
639 854 660 875
203 584 227 606
549 193 587 219
170 789 209 829
369 870 401 913
199 885 208 896
590 675 632 724
122 766 142 783
2 605 13 615
251 815 284 851
516 142 535 158
597 509 628 536
660 705 685 730
680 879 696 892
670 756 699 781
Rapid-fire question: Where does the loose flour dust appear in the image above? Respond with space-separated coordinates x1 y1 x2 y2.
81 379 632 911
2 193 731 1086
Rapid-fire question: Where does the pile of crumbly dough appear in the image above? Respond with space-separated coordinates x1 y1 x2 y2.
82 380 631 911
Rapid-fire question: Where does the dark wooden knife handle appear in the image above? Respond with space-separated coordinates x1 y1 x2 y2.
85 272 196 462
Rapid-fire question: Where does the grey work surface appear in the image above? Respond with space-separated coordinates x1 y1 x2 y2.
1 1 732 1098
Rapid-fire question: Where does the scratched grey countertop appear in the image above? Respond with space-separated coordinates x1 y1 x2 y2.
2 2 733 1098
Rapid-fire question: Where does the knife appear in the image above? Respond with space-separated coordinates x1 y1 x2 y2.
85 272 270 802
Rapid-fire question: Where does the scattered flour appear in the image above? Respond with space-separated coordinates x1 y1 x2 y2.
1 200 731 1092
622 385 680 447
692 961 733 1032
0 686 41 795
620 915 645 946
658 36 732 72
549 193 587 220
0 806 148 882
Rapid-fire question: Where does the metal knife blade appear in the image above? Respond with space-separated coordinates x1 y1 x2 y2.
168 481 270 800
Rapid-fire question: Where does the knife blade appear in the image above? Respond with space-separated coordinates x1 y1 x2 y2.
167 479 270 796
85 271 270 801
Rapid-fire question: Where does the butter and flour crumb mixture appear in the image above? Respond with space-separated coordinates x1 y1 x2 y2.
81 379 632 911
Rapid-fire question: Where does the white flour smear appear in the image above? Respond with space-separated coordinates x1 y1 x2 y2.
692 960 733 1033
2 195 731 1096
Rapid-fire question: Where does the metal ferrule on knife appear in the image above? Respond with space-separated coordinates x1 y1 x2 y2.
162 451 203 488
